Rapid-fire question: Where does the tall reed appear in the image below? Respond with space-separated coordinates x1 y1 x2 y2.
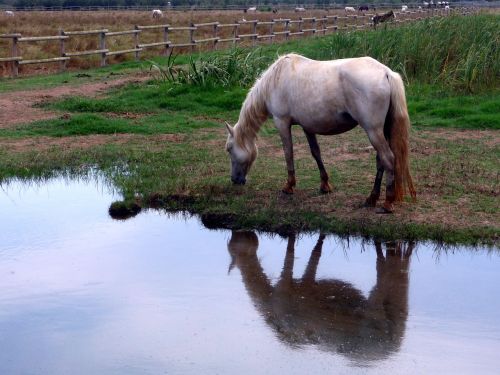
310 15 499 92
157 15 499 92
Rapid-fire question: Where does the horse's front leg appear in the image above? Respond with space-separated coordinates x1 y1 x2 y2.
276 119 295 194
303 130 332 193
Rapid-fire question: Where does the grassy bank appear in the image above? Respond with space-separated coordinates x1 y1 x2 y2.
0 15 498 245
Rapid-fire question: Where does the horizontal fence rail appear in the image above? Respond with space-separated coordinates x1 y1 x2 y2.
0 2 492 12
0 7 477 78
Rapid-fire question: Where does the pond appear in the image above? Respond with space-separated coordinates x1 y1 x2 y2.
0 177 499 374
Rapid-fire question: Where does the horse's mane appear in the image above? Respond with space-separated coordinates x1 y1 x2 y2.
234 54 290 151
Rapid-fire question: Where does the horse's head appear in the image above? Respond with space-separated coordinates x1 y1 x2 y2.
225 122 257 185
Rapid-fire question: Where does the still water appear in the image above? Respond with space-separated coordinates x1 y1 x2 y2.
0 178 499 374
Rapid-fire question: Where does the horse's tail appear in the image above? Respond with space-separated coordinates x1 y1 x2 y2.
386 71 416 202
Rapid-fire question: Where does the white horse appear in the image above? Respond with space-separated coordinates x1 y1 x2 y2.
345 6 356 13
401 5 408 11
224 54 416 213
295 7 306 12
152 9 163 19
5 10 14 16
246 6 257 12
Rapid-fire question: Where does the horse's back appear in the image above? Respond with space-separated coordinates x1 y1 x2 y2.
264 55 392 134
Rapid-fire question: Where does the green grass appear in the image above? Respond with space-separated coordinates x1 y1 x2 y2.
2 81 493 138
407 85 500 129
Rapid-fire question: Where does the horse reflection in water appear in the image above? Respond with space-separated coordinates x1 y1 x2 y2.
228 231 414 363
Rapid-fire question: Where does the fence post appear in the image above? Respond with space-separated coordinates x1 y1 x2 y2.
59 29 66 72
213 23 218 50
189 23 195 53
11 35 19 77
252 21 257 46
312 17 316 36
234 22 239 46
134 25 140 61
299 17 303 35
164 26 170 56
99 30 106 67
285 19 289 41
269 21 274 44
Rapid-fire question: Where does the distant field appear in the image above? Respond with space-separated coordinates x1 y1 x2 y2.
0 7 422 76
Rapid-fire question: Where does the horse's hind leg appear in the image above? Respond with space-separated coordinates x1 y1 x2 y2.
364 154 384 207
304 130 332 193
365 129 396 213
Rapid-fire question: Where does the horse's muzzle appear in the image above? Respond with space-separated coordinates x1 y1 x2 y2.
232 177 246 185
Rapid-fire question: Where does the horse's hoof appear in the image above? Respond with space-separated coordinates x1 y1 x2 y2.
376 201 394 214
375 207 393 214
363 198 377 208
320 182 333 194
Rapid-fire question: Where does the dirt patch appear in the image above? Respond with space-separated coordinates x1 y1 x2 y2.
420 128 500 147
0 73 149 129
0 133 184 153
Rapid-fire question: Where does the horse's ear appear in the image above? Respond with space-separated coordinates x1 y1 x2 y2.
225 121 234 137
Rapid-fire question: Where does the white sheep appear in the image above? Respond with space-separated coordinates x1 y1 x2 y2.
152 9 163 19
345 6 356 13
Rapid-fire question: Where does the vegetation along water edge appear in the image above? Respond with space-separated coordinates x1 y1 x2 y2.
0 15 498 245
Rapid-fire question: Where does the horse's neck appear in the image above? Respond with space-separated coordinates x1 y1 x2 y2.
235 94 267 146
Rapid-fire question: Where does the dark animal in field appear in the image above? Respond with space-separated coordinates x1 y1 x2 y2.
272 7 278 14
359 5 369 12
228 231 414 359
372 10 396 29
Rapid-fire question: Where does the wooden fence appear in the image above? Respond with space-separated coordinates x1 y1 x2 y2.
0 7 476 78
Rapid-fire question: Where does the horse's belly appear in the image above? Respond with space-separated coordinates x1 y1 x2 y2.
296 111 358 135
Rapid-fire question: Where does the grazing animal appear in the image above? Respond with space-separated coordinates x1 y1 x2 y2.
5 10 14 16
272 8 278 14
401 5 408 11
224 54 416 213
345 6 356 13
151 9 163 19
423 1 429 7
358 5 369 12
228 231 414 358
372 10 396 29
295 7 306 12
444 5 450 10
247 6 257 12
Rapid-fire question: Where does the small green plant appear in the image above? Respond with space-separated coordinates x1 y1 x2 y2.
149 48 274 88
